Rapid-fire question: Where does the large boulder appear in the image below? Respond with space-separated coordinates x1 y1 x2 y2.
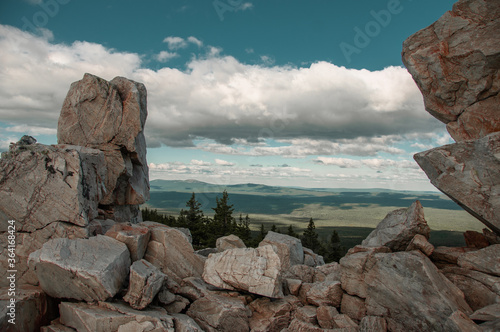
361 201 430 251
142 222 205 285
457 244 500 276
105 223 150 262
259 231 304 270
364 251 474 331
414 132 500 235
0 140 105 232
186 294 251 332
28 236 131 302
203 245 284 298
58 73 149 210
216 234 246 252
402 0 500 142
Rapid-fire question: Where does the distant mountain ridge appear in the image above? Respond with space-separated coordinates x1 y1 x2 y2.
149 179 439 197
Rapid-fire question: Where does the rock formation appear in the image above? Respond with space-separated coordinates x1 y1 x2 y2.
2 3 500 328
58 73 149 222
402 0 500 142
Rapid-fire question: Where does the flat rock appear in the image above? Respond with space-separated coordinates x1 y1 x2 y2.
216 234 246 252
457 244 500 276
203 245 284 298
414 132 500 235
259 231 304 270
187 294 251 332
361 201 430 251
29 236 130 302
142 222 205 285
402 0 500 141
171 313 204 332
58 73 149 206
105 223 150 262
442 266 500 311
123 259 166 310
0 142 105 232
59 301 174 332
364 251 472 331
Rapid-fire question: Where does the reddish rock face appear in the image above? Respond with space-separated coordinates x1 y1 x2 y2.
402 0 500 142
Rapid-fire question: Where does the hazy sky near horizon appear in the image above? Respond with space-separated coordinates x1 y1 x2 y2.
0 0 457 191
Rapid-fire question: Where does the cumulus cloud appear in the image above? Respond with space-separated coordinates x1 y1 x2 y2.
0 25 444 159
215 159 235 166
162 36 187 50
156 51 178 62
314 157 420 170
187 36 203 47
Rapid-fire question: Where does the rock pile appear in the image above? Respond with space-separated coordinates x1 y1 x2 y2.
1 1 500 329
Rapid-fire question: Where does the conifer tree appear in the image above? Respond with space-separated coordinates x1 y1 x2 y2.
324 229 345 262
287 224 298 238
212 190 235 238
301 218 323 253
179 193 205 247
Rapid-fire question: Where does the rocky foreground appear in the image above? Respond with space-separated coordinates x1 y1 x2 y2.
1 0 500 331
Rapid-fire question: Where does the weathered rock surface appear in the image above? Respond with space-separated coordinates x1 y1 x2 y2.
406 233 435 256
402 0 500 141
171 313 204 332
316 306 339 329
305 280 343 307
216 234 246 252
249 296 297 332
303 248 325 267
142 222 205 284
431 246 477 265
123 259 166 310
59 301 174 332
259 231 304 270
364 251 473 331
457 244 500 276
359 316 387 332
0 285 58 332
187 294 251 332
341 293 367 321
203 245 284 298
361 201 430 251
442 266 500 311
0 141 105 232
414 132 500 235
58 73 149 207
105 223 150 262
463 230 490 249
29 236 130 301
470 303 500 322
0 222 90 287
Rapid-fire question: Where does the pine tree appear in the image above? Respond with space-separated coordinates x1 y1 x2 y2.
287 224 298 238
301 218 323 253
179 193 205 247
212 190 235 238
324 229 345 263
270 224 277 232
236 214 252 245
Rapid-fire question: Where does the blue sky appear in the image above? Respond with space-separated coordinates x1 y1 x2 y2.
0 0 457 190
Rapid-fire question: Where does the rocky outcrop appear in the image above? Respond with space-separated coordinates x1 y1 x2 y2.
361 200 430 250
203 245 284 298
105 223 150 262
0 139 105 232
58 73 149 221
414 132 500 235
28 236 131 302
402 0 500 142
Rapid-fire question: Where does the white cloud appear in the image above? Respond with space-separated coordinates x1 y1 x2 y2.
215 159 235 166
191 159 212 166
156 51 178 62
5 125 57 136
162 36 187 50
0 25 443 159
238 3 254 11
187 36 203 47
314 157 420 170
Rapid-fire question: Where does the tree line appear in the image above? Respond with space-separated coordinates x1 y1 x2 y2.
141 190 346 262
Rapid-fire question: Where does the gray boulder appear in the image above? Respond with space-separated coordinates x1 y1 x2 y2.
259 231 304 270
123 259 166 310
361 201 430 251
29 236 131 302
